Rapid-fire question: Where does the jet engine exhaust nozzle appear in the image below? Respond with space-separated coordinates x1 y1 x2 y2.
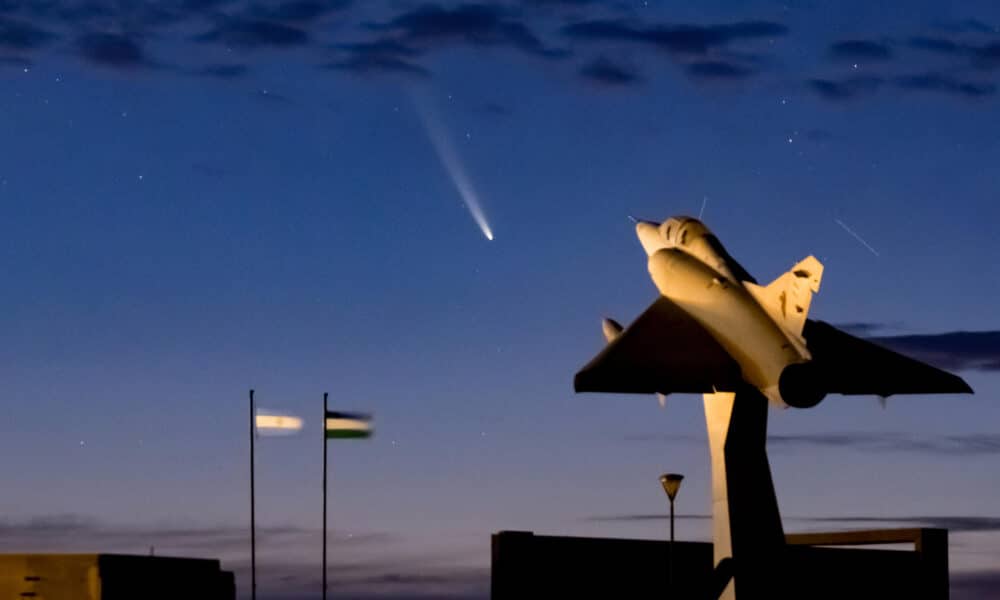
778 362 827 409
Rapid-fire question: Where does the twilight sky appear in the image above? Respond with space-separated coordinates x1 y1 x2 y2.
1 1 999 598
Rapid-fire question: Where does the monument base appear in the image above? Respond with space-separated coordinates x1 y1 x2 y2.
491 529 948 600
704 387 785 599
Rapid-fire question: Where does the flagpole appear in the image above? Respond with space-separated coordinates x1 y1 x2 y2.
322 391 328 600
249 389 256 600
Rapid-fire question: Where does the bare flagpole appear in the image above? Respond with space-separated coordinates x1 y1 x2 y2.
250 389 257 600
322 391 328 600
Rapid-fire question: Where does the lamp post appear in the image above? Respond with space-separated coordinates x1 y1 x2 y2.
659 473 684 593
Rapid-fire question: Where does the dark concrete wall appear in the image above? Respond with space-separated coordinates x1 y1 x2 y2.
492 530 948 600
0 553 235 600
99 554 235 600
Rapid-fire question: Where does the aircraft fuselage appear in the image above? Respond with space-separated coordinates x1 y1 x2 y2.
647 247 806 402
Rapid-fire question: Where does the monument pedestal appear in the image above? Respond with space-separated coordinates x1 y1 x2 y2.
704 387 785 600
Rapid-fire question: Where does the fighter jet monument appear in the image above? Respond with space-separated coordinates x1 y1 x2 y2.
574 216 972 599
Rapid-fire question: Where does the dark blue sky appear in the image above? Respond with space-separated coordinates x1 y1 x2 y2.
1 1 999 597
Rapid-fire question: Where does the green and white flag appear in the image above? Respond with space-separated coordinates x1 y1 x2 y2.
325 411 373 439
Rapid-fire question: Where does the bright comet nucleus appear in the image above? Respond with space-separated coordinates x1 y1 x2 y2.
413 95 494 242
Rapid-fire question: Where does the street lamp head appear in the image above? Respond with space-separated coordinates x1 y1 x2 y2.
659 473 684 501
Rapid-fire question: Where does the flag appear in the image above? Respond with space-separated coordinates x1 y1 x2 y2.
325 411 373 439
255 410 303 436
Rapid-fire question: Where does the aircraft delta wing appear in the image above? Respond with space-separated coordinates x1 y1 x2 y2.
574 296 742 395
574 309 971 400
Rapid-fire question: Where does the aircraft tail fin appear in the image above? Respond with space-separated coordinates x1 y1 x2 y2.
745 255 824 338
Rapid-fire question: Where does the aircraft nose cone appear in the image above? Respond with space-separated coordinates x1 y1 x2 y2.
636 220 665 256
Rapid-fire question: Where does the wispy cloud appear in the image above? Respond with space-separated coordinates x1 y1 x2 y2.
1 1 998 106
326 39 429 78
191 63 250 79
832 321 903 336
366 4 568 59
0 514 393 555
624 432 1000 456
579 56 641 86
0 15 57 50
585 512 1000 533
76 33 154 69
894 72 996 98
196 16 311 48
562 18 787 57
0 514 487 599
871 331 1000 372
952 569 1000 600
829 39 893 62
807 76 884 101
686 60 753 81
228 559 489 599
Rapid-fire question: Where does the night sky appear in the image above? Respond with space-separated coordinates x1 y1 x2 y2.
2 1 999 598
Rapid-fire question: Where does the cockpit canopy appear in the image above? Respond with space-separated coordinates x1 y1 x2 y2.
660 216 709 248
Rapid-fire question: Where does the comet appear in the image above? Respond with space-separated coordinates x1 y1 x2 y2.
412 96 494 241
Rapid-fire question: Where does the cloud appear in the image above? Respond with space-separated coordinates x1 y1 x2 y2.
325 54 430 78
76 33 152 69
197 16 310 48
767 432 1000 455
807 76 883 101
192 63 249 78
973 42 1000 69
250 0 352 23
894 72 996 97
578 57 640 86
686 60 753 81
337 39 422 58
328 38 429 77
368 4 567 59
624 432 1000 456
833 321 902 336
871 330 1000 372
0 514 486 599
909 36 968 56
586 513 711 522
804 515 1000 532
228 559 489 599
953 570 1000 600
932 18 997 35
585 512 1000 533
0 54 30 67
562 19 788 56
0 514 396 555
0 15 56 50
907 36 1000 70
523 0 600 7
829 39 892 61
1 2 995 106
